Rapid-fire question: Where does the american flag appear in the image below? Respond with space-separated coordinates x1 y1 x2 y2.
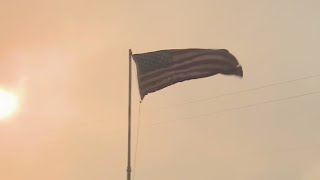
132 48 243 100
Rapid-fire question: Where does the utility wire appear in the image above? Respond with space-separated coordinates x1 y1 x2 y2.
152 90 320 125
19 74 320 136
158 74 320 109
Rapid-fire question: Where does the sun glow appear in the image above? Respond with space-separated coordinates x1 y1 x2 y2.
0 89 19 120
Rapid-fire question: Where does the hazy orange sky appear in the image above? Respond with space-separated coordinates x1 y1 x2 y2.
0 0 320 179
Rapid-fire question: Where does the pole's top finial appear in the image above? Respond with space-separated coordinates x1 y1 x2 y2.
129 49 133 56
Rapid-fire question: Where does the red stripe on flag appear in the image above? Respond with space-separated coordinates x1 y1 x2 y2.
140 56 236 81
140 70 221 97
140 65 240 95
140 59 237 83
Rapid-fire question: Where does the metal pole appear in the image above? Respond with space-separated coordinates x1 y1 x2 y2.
127 49 133 180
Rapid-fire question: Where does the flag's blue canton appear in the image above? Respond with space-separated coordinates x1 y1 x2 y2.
133 51 174 75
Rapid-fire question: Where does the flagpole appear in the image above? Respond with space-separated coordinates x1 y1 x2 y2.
127 49 133 180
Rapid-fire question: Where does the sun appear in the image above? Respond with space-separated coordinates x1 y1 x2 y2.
0 89 19 120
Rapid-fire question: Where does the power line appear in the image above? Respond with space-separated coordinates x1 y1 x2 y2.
151 90 320 125
157 74 320 109
19 74 320 137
